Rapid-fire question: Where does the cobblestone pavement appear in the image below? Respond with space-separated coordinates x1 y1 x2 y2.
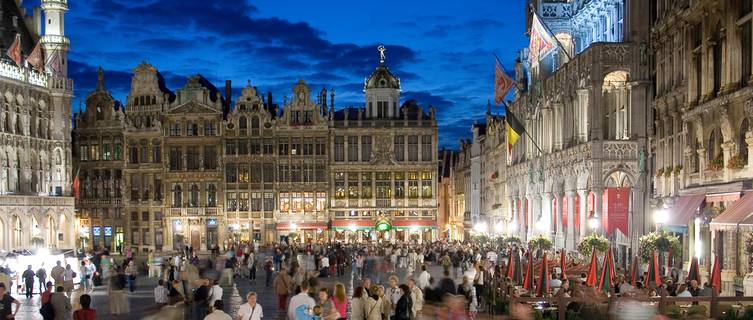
11 257 498 319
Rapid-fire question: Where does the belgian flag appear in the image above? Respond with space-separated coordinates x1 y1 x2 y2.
505 104 525 154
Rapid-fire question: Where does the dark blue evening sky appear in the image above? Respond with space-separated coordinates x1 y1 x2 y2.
32 0 528 148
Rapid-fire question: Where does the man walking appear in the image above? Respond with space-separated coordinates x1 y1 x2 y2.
50 285 72 320
36 265 47 294
273 265 292 314
50 261 65 287
22 265 35 298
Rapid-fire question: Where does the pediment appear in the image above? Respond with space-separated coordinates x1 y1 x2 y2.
169 101 220 114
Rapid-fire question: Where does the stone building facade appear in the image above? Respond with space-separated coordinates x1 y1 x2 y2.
505 0 652 267
652 0 753 295
0 0 74 251
74 55 438 252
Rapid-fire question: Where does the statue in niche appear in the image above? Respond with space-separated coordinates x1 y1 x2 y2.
639 42 648 66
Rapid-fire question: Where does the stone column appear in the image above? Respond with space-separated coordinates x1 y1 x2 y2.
577 89 589 142
697 148 706 182
578 190 588 239
722 141 735 182
746 131 753 168
542 193 552 239
566 191 576 250
590 80 604 140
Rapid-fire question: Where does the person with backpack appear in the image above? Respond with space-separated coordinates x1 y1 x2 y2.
36 265 47 295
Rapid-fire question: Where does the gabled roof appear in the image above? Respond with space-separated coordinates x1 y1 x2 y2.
1 0 36 63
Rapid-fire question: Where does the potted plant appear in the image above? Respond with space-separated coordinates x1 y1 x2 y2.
656 167 665 177
577 233 609 256
727 155 746 170
709 155 725 171
638 230 681 263
528 235 553 251
673 165 683 176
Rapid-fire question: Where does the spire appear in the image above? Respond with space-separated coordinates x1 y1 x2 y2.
486 100 491 115
96 67 105 92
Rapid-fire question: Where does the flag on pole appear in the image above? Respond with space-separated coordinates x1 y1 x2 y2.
528 13 557 67
27 41 44 72
598 247 616 294
6 34 22 66
72 167 80 200
46 51 62 76
494 58 515 104
710 255 721 295
585 248 599 287
536 253 550 297
504 104 525 154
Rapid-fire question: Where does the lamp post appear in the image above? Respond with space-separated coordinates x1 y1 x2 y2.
654 208 668 231
588 215 600 233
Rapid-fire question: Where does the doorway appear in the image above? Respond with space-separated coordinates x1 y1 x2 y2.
191 229 200 250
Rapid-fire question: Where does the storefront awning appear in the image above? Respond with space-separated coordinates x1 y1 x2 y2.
393 220 436 229
331 219 374 231
276 222 327 230
710 192 753 230
665 194 706 226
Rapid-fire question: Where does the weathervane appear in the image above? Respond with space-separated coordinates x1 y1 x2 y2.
378 45 386 64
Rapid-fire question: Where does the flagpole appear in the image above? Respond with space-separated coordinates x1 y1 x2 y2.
501 100 543 155
529 6 573 61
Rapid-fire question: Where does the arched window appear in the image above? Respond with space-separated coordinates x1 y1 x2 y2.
740 119 750 161
251 116 260 135
708 128 723 162
172 184 182 208
238 116 247 131
189 183 199 207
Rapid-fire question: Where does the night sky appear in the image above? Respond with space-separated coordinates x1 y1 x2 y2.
30 0 528 148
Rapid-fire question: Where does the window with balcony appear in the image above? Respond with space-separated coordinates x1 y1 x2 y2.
189 183 199 207
207 183 216 207
171 184 182 207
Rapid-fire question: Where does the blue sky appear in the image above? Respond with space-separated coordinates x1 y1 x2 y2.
33 0 528 148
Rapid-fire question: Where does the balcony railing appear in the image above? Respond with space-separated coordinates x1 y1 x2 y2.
0 60 73 92
0 194 74 207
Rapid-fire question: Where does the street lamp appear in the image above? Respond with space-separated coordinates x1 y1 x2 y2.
473 222 488 234
494 221 505 234
588 215 600 231
654 209 668 228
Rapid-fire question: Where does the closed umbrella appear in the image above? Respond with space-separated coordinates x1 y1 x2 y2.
585 247 599 287
507 247 523 285
710 254 721 295
536 252 550 296
628 255 639 287
598 247 615 294
647 250 661 286
507 246 514 279
560 249 567 280
686 256 701 283
522 250 535 291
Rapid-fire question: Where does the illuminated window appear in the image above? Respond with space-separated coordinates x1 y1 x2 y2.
251 192 262 211
408 172 419 198
361 172 372 198
316 192 326 211
279 192 290 212
238 165 249 183
263 192 275 211
239 192 249 211
303 192 315 212
348 173 359 198
291 192 303 212
226 193 237 211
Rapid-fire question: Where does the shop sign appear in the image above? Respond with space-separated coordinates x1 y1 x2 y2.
376 220 391 231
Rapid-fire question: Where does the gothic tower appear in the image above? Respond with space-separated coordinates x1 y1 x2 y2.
40 0 70 77
364 45 401 118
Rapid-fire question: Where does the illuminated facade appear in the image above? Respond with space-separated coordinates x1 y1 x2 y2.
652 0 753 295
505 0 652 268
74 52 438 251
0 0 75 251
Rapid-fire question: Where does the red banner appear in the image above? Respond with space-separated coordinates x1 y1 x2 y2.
574 195 580 231
602 188 630 236
561 196 568 229
552 197 557 230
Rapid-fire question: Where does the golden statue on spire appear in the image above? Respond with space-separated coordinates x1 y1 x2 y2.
378 45 386 64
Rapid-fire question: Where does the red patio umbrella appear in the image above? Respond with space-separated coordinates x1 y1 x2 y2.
598 247 616 294
628 255 639 287
710 254 721 295
522 249 535 291
647 250 661 286
507 247 514 278
585 247 599 287
686 256 701 283
536 252 550 296
560 249 567 280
